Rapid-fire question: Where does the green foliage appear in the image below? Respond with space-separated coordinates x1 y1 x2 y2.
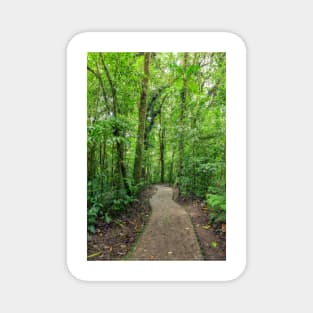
206 193 226 224
111 189 135 211
87 179 137 231
87 206 100 234
87 52 226 233
104 212 112 224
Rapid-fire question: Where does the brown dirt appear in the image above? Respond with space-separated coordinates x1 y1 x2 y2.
176 197 226 260
87 186 157 260
129 185 203 260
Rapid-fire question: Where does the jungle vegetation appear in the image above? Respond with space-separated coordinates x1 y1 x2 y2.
87 52 226 233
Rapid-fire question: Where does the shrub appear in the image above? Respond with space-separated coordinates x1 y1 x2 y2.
206 193 226 224
87 179 136 234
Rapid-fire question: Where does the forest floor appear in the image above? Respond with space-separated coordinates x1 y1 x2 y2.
88 184 226 261
87 186 156 260
175 193 226 260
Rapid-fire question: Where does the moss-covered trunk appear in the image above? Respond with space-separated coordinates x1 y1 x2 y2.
134 52 151 184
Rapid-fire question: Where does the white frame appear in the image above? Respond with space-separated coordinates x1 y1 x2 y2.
67 32 246 281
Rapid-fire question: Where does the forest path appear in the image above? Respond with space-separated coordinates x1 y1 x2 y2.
129 185 203 260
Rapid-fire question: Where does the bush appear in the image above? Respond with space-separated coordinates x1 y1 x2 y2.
87 179 136 234
206 193 226 224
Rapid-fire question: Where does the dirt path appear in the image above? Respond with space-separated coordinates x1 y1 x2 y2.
129 185 203 260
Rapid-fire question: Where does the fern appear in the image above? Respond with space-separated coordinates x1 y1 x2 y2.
206 192 226 224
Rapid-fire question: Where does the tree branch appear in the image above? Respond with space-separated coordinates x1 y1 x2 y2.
87 65 109 107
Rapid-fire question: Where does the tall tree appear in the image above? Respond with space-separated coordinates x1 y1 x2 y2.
134 52 151 184
99 53 130 194
159 110 165 183
177 52 188 186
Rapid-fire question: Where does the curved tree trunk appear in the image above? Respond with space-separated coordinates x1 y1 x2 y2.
134 52 151 184
100 53 131 194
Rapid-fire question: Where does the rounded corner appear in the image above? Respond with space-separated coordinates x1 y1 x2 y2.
66 31 90 52
223 31 247 52
226 259 247 282
66 259 89 283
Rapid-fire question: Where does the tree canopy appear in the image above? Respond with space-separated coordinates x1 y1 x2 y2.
87 52 226 233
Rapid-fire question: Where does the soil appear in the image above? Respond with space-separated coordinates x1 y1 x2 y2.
87 185 157 260
175 193 226 260
129 185 203 260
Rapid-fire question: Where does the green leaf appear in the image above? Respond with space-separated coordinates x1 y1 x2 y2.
88 225 96 234
211 241 218 248
104 213 112 224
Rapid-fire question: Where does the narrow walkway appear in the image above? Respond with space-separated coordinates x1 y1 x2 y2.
130 185 203 260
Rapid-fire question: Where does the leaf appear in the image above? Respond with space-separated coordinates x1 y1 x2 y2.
87 251 101 258
114 220 124 228
211 241 218 248
88 225 96 234
202 225 211 230
104 212 112 224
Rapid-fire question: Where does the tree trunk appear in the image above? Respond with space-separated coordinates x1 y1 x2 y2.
177 52 188 185
87 144 96 182
159 112 165 183
134 52 151 184
100 53 130 194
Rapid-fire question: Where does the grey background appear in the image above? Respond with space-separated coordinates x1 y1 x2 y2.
0 0 312 312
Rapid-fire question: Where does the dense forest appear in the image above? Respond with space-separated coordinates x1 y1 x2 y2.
87 52 226 235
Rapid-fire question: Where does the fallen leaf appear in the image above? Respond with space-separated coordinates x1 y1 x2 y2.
87 251 101 258
202 225 211 230
114 220 124 228
211 241 218 248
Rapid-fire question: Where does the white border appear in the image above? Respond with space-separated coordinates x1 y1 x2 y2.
67 32 246 281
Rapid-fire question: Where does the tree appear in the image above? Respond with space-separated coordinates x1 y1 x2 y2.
177 52 188 186
159 109 165 183
86 51 226 231
133 52 151 184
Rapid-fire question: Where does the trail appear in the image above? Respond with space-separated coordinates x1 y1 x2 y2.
129 185 203 260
